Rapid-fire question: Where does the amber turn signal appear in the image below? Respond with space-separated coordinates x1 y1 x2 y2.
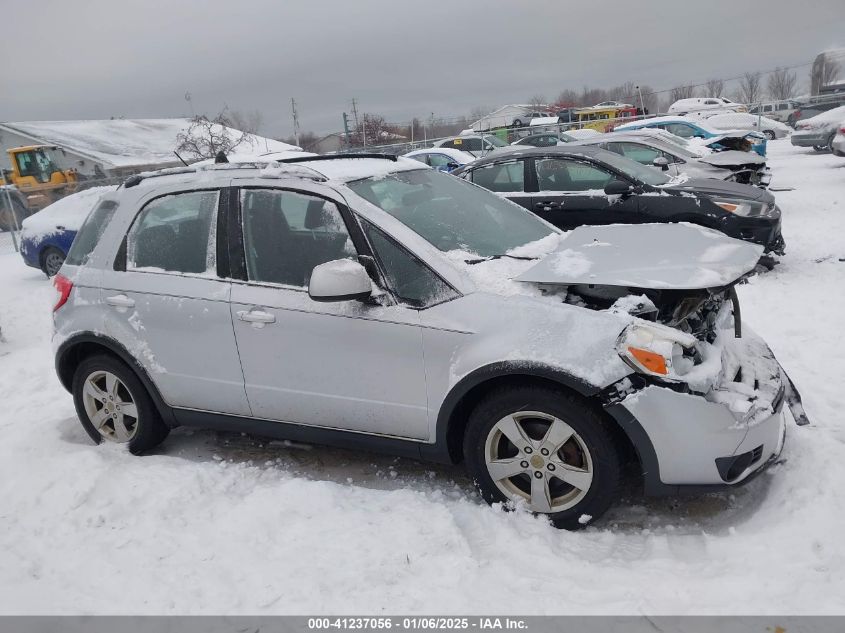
627 346 668 375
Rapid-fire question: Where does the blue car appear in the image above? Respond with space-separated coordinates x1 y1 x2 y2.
615 116 768 156
19 185 115 276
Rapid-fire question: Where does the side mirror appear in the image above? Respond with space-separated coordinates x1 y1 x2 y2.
604 180 634 196
446 162 460 171
308 259 372 302
652 156 670 170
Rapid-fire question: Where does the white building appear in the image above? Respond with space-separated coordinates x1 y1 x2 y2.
0 118 301 179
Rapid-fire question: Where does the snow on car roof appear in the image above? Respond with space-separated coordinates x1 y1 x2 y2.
20 185 117 239
799 104 845 125
296 156 427 182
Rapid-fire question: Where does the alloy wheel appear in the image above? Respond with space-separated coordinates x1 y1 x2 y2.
81 370 139 442
484 411 593 513
43 250 65 277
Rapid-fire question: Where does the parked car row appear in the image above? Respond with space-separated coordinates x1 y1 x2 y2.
48 154 804 530
790 105 845 153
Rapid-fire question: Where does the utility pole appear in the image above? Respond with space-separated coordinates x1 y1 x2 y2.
291 98 301 146
351 98 360 146
342 112 352 147
430 112 435 140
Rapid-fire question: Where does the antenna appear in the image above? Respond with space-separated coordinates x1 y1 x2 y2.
351 98 360 146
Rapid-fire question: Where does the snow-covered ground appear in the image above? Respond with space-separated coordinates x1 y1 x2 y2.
0 140 843 615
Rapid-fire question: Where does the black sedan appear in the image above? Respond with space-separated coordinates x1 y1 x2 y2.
452 146 784 255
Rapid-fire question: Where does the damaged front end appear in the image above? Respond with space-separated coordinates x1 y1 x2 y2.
514 223 808 493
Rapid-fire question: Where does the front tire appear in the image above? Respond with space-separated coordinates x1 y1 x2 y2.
463 385 621 530
72 354 169 455
763 130 776 140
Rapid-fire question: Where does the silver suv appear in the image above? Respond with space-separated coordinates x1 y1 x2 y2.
52 155 803 529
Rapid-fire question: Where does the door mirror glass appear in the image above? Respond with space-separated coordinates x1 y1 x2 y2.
604 180 633 196
652 156 670 170
308 259 372 302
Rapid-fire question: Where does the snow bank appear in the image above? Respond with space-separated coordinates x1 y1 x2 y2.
0 140 843 615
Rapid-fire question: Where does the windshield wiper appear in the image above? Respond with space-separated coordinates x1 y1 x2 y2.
464 254 540 265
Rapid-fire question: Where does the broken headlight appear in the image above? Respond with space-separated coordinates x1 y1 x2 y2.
617 322 698 381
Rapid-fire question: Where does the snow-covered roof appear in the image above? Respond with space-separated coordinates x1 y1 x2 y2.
0 119 301 170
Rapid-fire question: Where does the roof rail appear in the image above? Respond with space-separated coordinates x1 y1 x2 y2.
278 153 398 164
122 161 326 189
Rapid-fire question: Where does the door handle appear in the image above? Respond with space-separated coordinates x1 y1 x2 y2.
106 294 135 310
535 201 560 210
237 309 276 328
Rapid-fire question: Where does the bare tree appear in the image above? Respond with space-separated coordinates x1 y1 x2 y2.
704 78 724 97
810 52 841 95
347 113 403 146
767 67 798 100
738 71 763 105
528 94 547 108
669 85 696 102
175 107 253 160
636 84 658 114
580 87 609 107
555 89 579 107
229 109 264 134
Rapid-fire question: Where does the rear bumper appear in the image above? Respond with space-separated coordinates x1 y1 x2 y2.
604 330 790 495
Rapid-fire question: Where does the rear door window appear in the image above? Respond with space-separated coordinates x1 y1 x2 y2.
469 161 525 192
126 191 219 275
535 158 615 192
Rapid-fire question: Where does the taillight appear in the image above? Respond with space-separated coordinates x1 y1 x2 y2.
52 274 73 312
840 126 845 134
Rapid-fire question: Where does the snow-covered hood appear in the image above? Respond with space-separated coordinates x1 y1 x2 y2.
698 150 765 167
514 223 763 290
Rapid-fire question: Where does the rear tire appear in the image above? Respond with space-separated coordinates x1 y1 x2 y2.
72 354 169 455
40 246 65 277
463 385 621 530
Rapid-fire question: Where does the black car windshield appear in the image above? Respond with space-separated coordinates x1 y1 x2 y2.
594 148 672 186
347 168 554 257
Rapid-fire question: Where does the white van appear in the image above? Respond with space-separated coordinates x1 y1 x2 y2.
748 100 800 123
668 97 746 115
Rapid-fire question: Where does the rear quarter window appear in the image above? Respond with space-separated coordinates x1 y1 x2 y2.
64 200 119 266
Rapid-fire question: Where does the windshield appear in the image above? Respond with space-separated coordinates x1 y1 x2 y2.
594 148 671 186
483 135 507 147
347 169 555 257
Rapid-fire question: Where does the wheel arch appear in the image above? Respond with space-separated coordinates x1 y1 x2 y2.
429 362 606 464
55 333 177 427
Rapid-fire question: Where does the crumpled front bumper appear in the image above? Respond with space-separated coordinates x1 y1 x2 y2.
604 329 800 494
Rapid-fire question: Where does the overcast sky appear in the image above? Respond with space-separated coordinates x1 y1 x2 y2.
2 0 843 139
